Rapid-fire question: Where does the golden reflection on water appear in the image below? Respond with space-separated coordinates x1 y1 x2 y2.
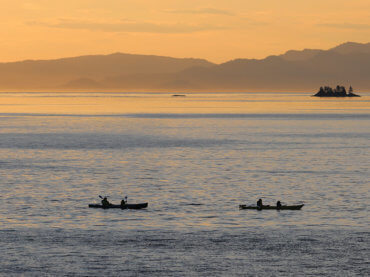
0 92 369 115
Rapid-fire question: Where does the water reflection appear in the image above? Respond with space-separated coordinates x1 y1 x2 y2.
0 92 369 115
0 92 368 231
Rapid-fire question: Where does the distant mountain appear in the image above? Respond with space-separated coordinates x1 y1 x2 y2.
280 49 324 61
0 53 214 90
61 78 103 89
166 41 370 91
329 42 370 55
0 42 370 92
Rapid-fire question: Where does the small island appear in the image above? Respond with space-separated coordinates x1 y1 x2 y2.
313 85 360 97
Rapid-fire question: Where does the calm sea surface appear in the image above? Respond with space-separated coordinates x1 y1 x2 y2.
0 92 369 276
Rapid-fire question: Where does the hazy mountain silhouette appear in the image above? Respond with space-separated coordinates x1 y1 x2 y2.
330 42 370 55
280 49 324 61
279 42 370 62
0 53 213 90
168 41 370 91
1 42 370 91
62 78 103 89
176 45 370 91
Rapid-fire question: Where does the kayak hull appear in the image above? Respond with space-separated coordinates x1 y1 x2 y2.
89 203 148 209
239 204 304 210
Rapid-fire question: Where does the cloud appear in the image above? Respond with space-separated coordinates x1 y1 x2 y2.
317 23 370 30
165 8 235 16
27 19 226 34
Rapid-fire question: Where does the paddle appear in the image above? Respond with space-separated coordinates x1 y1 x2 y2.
121 196 128 205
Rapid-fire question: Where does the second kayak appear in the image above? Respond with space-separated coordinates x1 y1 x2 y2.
239 204 304 210
89 203 148 209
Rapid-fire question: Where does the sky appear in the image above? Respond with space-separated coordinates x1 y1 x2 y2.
1 0 370 63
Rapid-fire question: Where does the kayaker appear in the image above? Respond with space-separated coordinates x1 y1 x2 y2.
257 199 263 209
120 198 126 207
101 197 110 208
277 201 282 209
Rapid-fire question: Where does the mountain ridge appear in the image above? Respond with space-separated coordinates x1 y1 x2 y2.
0 42 369 92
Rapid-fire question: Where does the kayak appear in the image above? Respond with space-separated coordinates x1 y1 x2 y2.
89 203 148 209
239 204 304 210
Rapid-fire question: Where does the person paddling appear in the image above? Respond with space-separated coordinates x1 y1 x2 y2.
257 199 263 209
120 196 128 208
120 198 126 207
101 197 110 208
276 201 282 210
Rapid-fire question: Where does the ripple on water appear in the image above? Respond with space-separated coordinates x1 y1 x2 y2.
0 95 369 275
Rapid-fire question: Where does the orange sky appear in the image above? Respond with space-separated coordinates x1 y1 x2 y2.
1 0 370 63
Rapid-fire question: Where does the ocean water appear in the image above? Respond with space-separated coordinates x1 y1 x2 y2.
0 92 369 276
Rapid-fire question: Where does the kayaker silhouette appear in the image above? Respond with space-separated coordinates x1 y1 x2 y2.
120 196 128 208
277 201 282 210
121 198 126 207
101 197 110 208
257 199 263 209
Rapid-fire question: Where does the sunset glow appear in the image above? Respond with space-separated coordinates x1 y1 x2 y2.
2 0 370 62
